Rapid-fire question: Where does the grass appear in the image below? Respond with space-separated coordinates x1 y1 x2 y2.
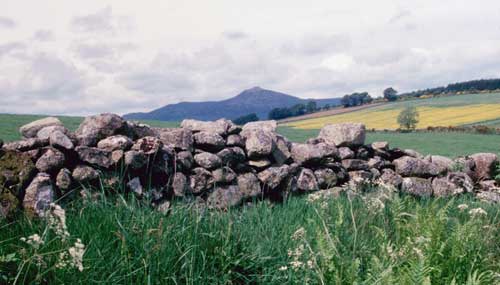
0 114 178 142
285 92 500 130
1 189 499 284
277 126 500 157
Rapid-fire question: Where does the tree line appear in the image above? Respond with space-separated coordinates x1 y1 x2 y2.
267 101 319 120
399 78 500 99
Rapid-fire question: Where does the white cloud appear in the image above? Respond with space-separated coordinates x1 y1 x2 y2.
1 0 500 115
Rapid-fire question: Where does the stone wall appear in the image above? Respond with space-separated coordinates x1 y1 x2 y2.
1 113 499 218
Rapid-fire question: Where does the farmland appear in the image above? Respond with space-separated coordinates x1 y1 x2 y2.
285 92 500 130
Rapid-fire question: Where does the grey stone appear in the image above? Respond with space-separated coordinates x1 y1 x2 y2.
207 185 243 209
338 147 355 160
75 113 127 146
37 125 69 140
127 177 143 197
76 146 112 168
35 148 65 172
194 152 222 170
193 131 225 152
49 130 74 150
237 172 261 198
172 172 188 197
290 142 336 165
97 135 133 152
20 117 63 139
226 134 244 147
245 129 275 159
23 173 54 217
189 167 213 194
401 177 433 198
72 165 100 183
470 153 498 181
318 123 365 147
124 150 147 170
258 165 290 189
314 168 337 189
56 168 72 191
211 167 237 184
341 159 369 171
296 168 318 191
158 128 193 151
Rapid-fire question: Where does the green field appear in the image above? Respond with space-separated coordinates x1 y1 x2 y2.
278 127 500 157
0 114 178 142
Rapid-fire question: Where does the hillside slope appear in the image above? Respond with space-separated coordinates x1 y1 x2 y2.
124 87 340 121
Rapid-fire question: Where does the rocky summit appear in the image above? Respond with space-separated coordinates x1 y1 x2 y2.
1 114 499 218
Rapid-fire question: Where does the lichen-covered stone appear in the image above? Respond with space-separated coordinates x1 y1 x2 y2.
97 135 133 152
318 123 365 147
75 113 127 146
20 117 63 138
0 150 36 197
23 173 54 217
35 148 65 172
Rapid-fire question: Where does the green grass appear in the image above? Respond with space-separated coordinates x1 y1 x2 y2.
0 114 178 142
278 126 500 157
1 190 499 284
381 92 500 110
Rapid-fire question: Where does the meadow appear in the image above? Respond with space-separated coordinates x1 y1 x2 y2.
285 92 500 130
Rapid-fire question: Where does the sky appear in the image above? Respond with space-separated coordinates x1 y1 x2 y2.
1 0 500 116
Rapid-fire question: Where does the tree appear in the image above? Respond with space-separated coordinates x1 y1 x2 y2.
383 87 398 101
397 106 419 130
233 113 259 125
305 101 318 113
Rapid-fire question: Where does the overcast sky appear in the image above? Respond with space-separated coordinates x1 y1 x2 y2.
1 0 500 115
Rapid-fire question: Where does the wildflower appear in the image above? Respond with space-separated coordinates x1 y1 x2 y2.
20 234 44 250
469 208 487 217
457 204 469 211
414 236 431 245
290 260 304 271
413 247 424 259
68 239 85 272
46 203 70 241
306 259 314 269
278 266 288 271
292 227 306 241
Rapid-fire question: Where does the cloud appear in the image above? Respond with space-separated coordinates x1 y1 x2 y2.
389 9 412 24
0 16 15 29
33 30 54 41
281 34 351 56
223 31 249 40
71 6 114 33
0 42 25 57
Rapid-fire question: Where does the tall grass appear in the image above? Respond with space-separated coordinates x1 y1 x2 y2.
1 187 499 284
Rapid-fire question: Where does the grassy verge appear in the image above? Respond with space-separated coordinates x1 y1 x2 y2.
277 127 500 157
1 190 499 284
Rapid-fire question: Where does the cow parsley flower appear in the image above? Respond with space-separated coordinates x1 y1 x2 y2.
469 208 487 217
457 204 469 211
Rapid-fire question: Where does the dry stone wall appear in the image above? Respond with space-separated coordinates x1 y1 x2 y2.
1 113 499 219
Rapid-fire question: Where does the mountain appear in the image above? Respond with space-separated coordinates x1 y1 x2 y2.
124 87 341 121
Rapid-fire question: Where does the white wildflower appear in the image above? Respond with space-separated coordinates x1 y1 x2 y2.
278 266 288 271
469 208 487 217
292 227 306 241
46 203 70 241
68 238 85 272
414 236 431 245
290 260 304 271
457 204 469 211
413 247 424 259
20 234 44 249
307 259 314 269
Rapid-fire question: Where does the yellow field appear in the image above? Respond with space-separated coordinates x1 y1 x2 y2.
285 104 500 130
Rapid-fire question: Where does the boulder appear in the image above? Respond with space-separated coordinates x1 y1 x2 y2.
181 119 231 136
401 177 433 198
425 155 453 174
22 173 54 217
56 168 72 191
131 136 163 155
245 129 275 159
75 113 127 146
338 147 355 160
290 143 336 166
3 138 47 152
0 150 36 197
189 167 213 194
72 165 100 183
194 152 222 170
371 141 389 150
318 123 365 147
432 172 474 197
348 170 373 182
158 128 193 152
314 168 337 189
35 148 65 172
237 173 261 198
296 168 319 191
207 185 243 209
76 146 112 168
217 147 246 167
226 134 245 148
367 156 392 170
124 150 147 170
341 159 369 171
49 130 74 150
478 180 498 192
37 125 69 140
247 158 272 170
211 167 237 184
258 165 290 189
176 151 194 172
393 156 440 177
476 191 500 203
240 120 277 137
126 121 156 139
470 153 498 181
127 177 143 197
20 117 63 138
402 149 424 159
97 135 133 152
110 150 124 165
193 131 225 152
172 172 188 197
0 190 19 219
377 169 403 189
272 135 291 165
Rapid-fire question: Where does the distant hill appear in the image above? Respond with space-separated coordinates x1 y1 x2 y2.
124 87 341 121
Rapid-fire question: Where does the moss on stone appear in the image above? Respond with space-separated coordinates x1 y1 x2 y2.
0 150 36 198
